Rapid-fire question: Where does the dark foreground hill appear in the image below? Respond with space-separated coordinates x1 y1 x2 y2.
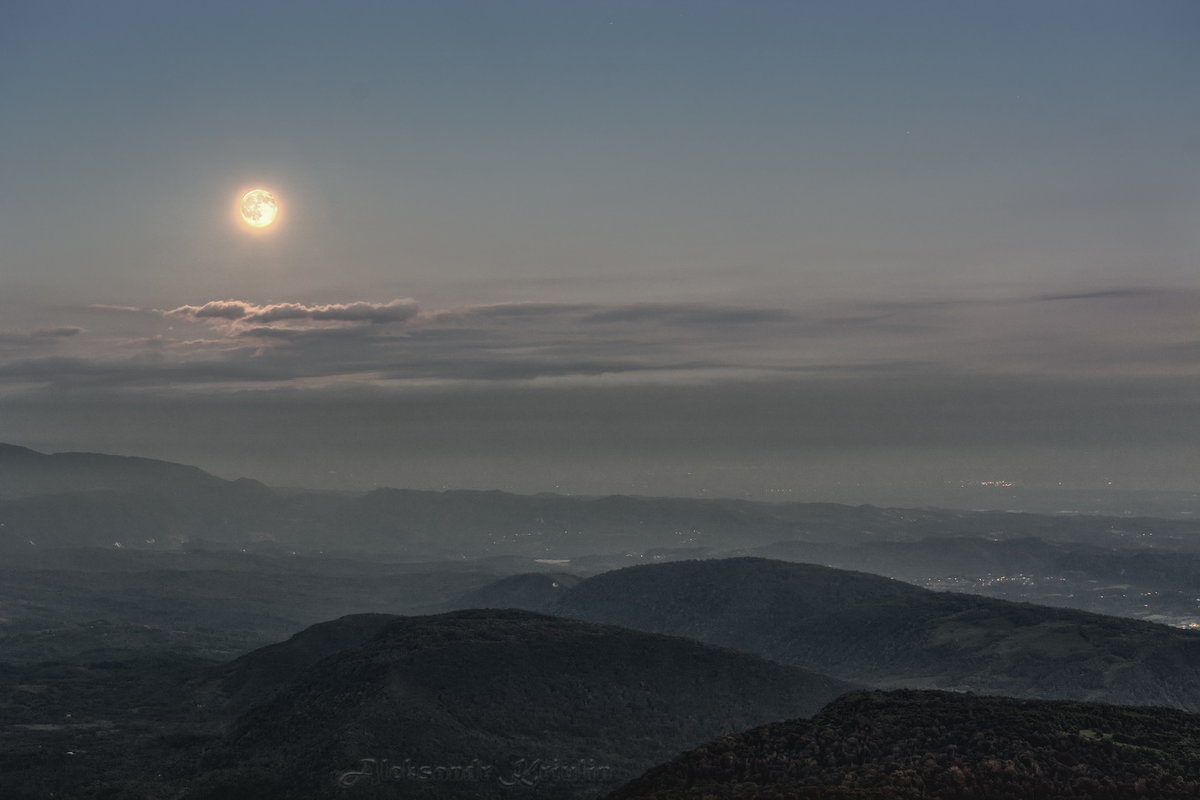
212 612 401 710
553 558 1200 710
195 609 854 798
0 609 855 799
607 690 1200 800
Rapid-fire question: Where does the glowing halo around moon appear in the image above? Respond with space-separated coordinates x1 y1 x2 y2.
238 188 280 230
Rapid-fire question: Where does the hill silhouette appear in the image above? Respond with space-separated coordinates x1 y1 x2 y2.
8 443 1200 562
194 609 856 798
0 443 233 499
607 689 1200 799
0 444 277 551
212 612 400 710
553 557 1200 710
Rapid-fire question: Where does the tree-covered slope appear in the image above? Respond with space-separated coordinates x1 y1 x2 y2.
554 558 1200 710
450 571 582 612
197 609 856 798
608 690 1200 800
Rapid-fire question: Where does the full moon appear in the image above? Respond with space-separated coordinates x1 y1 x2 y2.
239 189 279 229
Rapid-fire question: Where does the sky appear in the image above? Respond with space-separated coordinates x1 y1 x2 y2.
0 1 1197 503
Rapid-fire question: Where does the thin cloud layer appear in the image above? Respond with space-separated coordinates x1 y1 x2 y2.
165 299 419 326
2 288 1198 498
0 288 1194 395
0 327 84 345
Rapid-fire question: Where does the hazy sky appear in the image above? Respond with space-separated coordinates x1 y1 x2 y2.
1 1 1197 501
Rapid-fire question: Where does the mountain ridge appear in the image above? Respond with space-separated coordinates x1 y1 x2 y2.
197 608 858 798
552 557 1200 710
606 689 1200 800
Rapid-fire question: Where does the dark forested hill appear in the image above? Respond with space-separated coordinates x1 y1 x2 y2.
1 609 857 799
212 612 401 710
553 558 1200 710
197 609 856 798
607 690 1200 800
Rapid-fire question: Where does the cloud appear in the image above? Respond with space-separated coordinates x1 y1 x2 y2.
0 327 84 345
175 300 251 320
581 303 792 326
423 302 597 322
4 286 1195 396
157 296 911 341
2 287 1196 499
0 294 818 391
87 304 149 314
1032 289 1160 303
421 301 792 328
165 299 419 326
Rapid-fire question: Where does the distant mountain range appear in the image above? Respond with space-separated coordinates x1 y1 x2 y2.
0 443 239 499
607 689 1200 800
4 443 1200 563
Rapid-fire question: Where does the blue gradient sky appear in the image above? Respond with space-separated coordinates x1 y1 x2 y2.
0 1 1197 500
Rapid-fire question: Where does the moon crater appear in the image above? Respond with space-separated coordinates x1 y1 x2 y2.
240 189 279 228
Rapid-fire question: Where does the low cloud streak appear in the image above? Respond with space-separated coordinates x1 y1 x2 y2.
165 298 419 326
0 288 1193 398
